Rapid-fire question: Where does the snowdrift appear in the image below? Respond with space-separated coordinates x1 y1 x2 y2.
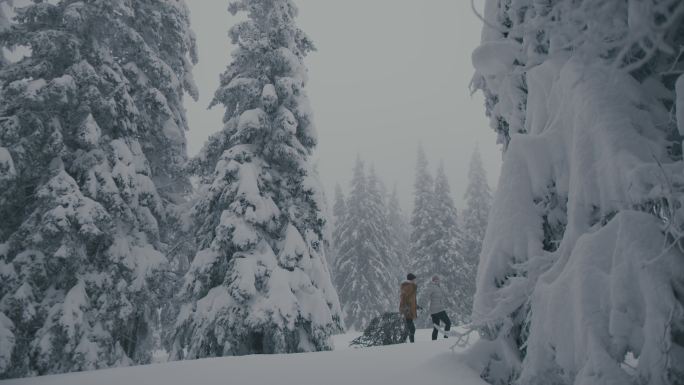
0 330 486 385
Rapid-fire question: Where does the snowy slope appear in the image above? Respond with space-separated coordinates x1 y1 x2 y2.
0 330 486 385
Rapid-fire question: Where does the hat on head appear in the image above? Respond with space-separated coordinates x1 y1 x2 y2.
407 273 416 281
432 275 440 282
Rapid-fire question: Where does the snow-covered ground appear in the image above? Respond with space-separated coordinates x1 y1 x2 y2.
1 329 486 385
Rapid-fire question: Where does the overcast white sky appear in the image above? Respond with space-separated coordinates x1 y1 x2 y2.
185 0 501 211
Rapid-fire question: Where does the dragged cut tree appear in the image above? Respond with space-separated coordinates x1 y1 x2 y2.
171 0 342 358
0 0 197 378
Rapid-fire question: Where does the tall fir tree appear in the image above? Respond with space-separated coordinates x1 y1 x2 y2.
0 0 14 146
329 183 346 269
461 147 491 267
387 184 410 271
409 145 436 257
430 162 466 322
460 146 491 323
332 183 346 229
0 1 10 62
366 166 397 281
333 158 397 331
170 0 342 358
409 146 437 301
410 158 462 325
0 0 197 378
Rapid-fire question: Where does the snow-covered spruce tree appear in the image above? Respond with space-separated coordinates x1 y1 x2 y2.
461 147 492 262
0 1 8 26
122 2 200 348
387 184 410 271
408 147 438 314
410 161 462 326
0 1 11 64
0 1 11 33
332 183 346 229
367 166 400 283
328 183 346 269
457 147 491 322
171 0 342 358
0 0 197 378
469 1 684 384
428 162 466 323
333 158 397 331
0 0 14 140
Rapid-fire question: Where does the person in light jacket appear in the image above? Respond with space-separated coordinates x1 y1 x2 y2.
399 273 418 343
426 275 451 340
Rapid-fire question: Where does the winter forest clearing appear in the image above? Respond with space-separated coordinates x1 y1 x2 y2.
1 0 684 384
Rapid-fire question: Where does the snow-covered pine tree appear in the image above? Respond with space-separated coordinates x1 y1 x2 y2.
409 145 436 261
456 147 491 323
0 0 8 26
334 159 369 330
408 146 438 316
171 0 342 358
461 147 492 263
333 158 396 331
332 183 346 229
0 1 11 33
428 162 465 322
470 1 684 384
0 0 14 148
409 160 462 326
366 166 399 283
120 2 200 348
0 0 11 65
0 0 197 378
387 184 410 272
328 183 346 269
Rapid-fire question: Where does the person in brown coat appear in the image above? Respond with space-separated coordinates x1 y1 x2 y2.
399 273 418 343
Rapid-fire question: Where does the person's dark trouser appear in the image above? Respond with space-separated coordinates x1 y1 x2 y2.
404 318 416 343
431 311 451 340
